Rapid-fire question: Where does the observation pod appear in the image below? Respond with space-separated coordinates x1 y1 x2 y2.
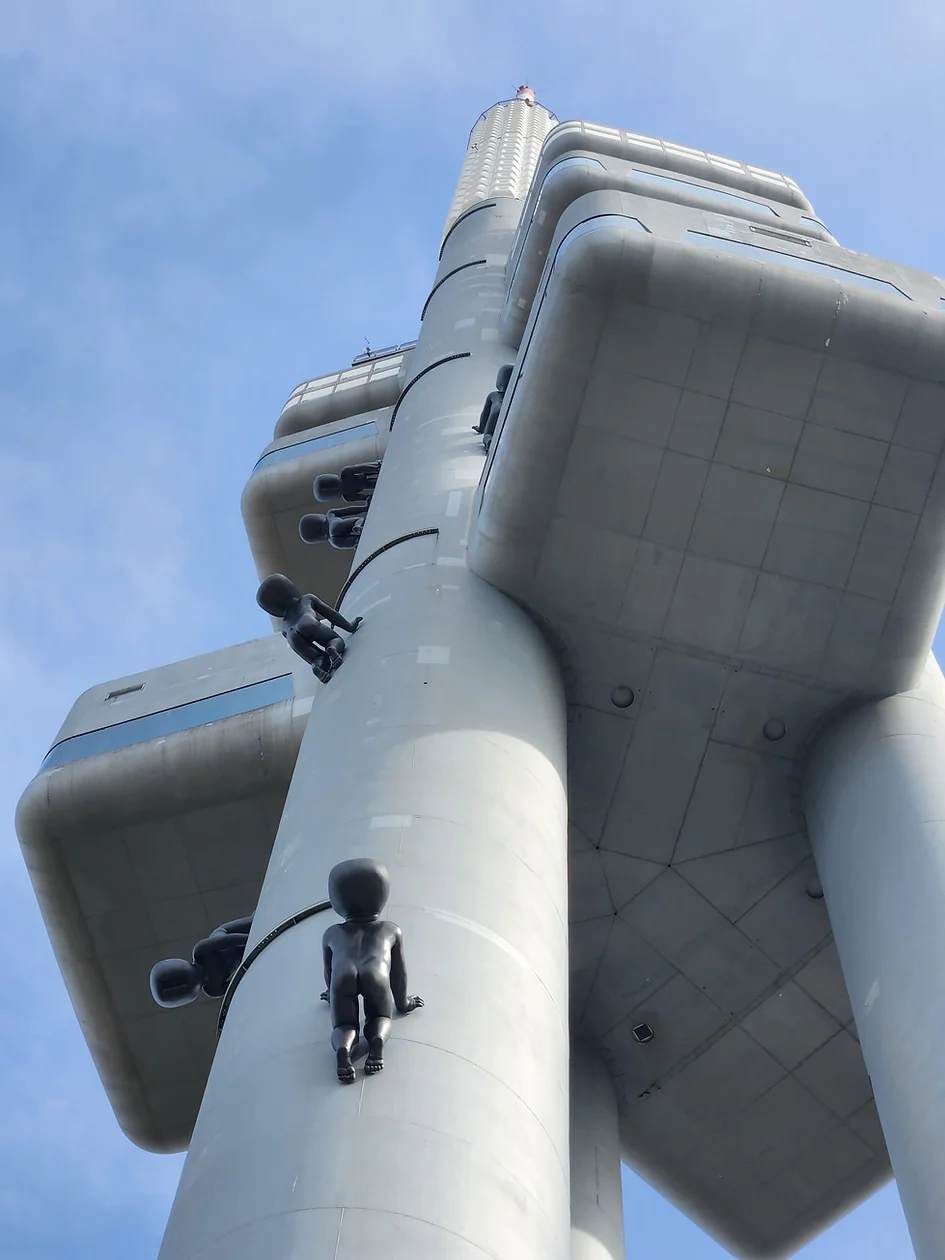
16 88 945 1260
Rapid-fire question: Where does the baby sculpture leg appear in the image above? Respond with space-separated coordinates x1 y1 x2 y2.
329 976 361 1084
360 975 395 1074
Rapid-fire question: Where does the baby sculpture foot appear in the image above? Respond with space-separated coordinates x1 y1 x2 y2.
336 1046 356 1083
365 1038 385 1074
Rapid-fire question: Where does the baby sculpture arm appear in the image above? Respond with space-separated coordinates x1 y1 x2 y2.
320 937 332 1003
306 593 362 635
390 927 424 1015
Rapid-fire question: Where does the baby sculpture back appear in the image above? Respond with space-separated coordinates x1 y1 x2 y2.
321 858 423 1082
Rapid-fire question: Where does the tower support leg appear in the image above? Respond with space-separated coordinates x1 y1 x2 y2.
570 1043 625 1260
804 659 945 1260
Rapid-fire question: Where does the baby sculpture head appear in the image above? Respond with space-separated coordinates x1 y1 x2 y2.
298 513 330 544
328 858 391 922
149 957 202 1008
313 473 343 503
256 573 301 619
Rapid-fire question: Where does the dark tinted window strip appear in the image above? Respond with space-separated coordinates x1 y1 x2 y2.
40 675 295 771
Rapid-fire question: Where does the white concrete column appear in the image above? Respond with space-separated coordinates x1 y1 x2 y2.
157 197 572 1260
570 1043 625 1260
804 656 945 1260
443 94 556 240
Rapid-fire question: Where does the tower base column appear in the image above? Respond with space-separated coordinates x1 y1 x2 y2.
156 566 571 1260
804 658 945 1260
570 1043 625 1260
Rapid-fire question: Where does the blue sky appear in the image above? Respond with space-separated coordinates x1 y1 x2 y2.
2 1 943 1256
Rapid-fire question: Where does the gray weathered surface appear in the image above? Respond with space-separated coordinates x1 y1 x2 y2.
806 656 945 1260
571 1044 625 1260
15 636 314 1151
469 177 945 1253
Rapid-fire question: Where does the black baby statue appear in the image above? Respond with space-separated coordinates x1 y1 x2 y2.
301 461 380 549
320 858 423 1083
474 363 514 451
256 573 361 683
313 461 381 504
150 916 254 1008
298 505 365 551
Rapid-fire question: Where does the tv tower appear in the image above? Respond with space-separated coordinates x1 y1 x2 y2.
18 88 945 1260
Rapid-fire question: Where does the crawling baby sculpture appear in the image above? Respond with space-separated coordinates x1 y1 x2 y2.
313 461 381 504
298 506 365 551
474 362 514 451
256 573 361 682
149 915 254 1008
320 858 423 1082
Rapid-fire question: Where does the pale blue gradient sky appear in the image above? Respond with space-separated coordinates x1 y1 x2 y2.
2 2 943 1256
